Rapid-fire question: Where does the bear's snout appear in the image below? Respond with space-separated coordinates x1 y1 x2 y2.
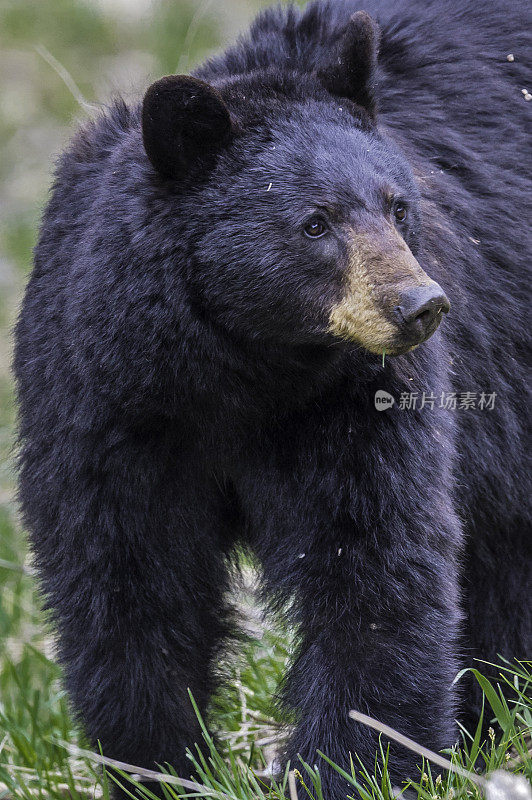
395 282 450 345
328 225 450 355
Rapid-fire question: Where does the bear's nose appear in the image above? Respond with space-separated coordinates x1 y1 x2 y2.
395 283 450 341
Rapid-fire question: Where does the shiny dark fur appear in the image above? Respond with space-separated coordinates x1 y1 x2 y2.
14 0 531 797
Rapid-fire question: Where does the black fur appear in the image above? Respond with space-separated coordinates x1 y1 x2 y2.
142 75 236 179
13 1 531 798
318 10 380 115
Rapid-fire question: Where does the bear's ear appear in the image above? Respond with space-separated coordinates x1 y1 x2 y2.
318 11 380 117
142 75 235 180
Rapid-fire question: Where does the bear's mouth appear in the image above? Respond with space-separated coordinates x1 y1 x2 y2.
382 342 419 356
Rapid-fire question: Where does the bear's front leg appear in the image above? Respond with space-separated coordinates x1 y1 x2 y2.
21 426 236 800
252 462 463 798
280 546 461 796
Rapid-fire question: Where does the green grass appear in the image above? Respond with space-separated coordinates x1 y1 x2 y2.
0 1 530 798
0 606 530 799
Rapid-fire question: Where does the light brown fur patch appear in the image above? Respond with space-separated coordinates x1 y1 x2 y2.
328 225 432 353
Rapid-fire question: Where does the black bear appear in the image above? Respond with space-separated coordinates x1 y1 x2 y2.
14 0 531 797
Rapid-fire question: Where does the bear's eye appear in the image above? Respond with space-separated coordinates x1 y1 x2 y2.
304 217 328 238
393 203 408 223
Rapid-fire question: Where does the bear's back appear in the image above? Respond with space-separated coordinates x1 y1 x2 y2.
197 0 530 93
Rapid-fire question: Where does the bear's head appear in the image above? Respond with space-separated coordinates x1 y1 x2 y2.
141 11 449 358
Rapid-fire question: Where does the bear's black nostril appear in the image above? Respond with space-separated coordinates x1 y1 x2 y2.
414 308 433 326
396 282 450 341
